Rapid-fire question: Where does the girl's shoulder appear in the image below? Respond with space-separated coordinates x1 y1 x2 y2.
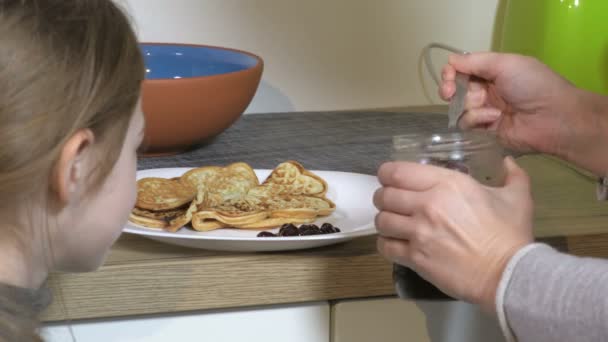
0 283 50 341
0 283 52 314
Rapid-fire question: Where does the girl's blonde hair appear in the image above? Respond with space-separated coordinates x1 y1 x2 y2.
0 0 144 207
0 0 144 340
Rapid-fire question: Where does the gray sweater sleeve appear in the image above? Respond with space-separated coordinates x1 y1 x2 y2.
496 243 608 342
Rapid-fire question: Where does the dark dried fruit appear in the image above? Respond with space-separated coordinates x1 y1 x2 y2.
424 157 470 175
299 224 321 236
278 223 299 237
257 231 277 237
320 223 336 234
280 223 297 230
444 161 470 174
258 223 341 238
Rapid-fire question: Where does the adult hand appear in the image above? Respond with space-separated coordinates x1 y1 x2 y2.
374 157 534 312
440 52 581 156
441 52 608 176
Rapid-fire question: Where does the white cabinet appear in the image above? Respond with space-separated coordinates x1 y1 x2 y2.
43 302 329 342
331 297 505 342
43 297 507 341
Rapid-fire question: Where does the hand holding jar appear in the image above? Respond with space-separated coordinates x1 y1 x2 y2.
374 153 534 312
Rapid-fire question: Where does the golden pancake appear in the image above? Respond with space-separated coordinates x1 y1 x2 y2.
248 161 328 197
128 213 166 229
192 209 268 226
136 177 196 211
129 207 188 229
232 217 315 230
165 186 207 232
181 162 259 207
190 219 228 232
133 161 336 232
265 195 335 218
194 161 335 227
131 206 188 220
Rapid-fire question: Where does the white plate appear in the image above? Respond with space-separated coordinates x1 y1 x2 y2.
123 168 379 252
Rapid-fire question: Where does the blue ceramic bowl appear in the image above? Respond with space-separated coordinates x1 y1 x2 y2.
142 44 260 80
140 43 263 156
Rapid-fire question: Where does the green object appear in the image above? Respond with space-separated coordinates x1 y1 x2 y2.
498 0 608 94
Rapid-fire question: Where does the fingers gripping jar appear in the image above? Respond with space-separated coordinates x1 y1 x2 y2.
391 131 506 300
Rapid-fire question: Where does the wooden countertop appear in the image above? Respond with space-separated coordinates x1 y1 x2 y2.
42 107 607 322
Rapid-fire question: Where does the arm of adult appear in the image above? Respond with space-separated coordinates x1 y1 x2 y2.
375 158 608 342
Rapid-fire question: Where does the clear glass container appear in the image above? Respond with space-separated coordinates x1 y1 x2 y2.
391 130 506 300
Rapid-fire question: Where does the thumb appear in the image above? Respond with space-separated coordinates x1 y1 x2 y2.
501 156 531 195
448 52 503 81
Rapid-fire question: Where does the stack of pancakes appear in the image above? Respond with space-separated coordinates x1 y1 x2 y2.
129 161 336 232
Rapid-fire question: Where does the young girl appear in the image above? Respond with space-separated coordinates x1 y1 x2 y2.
0 0 145 340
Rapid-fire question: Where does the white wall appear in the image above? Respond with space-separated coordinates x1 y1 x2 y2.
122 0 500 113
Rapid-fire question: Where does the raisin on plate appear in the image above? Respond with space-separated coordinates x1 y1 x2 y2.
299 224 321 236
320 223 337 234
278 223 299 237
257 231 277 237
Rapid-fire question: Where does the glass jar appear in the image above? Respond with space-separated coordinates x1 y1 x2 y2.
391 130 506 300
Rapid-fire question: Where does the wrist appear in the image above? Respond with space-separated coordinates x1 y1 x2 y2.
554 88 608 176
477 242 529 314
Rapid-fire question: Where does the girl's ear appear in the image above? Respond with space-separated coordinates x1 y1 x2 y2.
51 129 95 205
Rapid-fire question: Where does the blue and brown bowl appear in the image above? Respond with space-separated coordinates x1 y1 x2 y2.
140 43 263 156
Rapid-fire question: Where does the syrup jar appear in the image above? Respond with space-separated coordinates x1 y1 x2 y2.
391 130 506 300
